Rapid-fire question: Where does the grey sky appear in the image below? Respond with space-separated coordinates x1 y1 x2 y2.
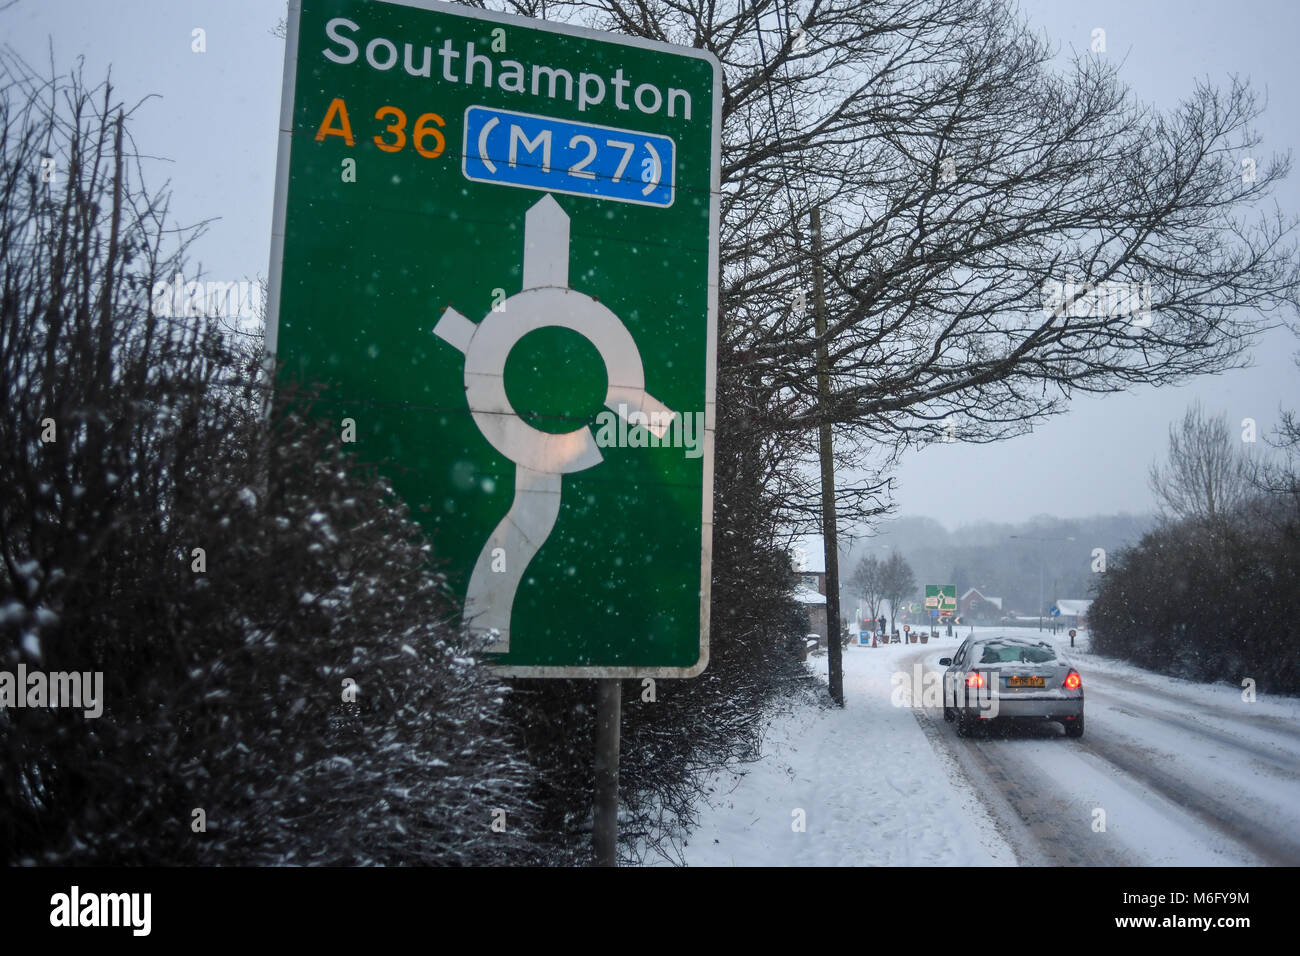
4 0 1296 532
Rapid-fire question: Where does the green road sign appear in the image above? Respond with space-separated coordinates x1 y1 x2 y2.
268 0 720 677
925 585 957 620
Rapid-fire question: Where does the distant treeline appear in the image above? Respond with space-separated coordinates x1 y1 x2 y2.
842 514 1153 616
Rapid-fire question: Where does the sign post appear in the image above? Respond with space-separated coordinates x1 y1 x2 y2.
925 584 956 637
270 0 721 865
593 678 621 866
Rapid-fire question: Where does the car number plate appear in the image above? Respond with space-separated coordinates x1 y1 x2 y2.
1008 676 1045 688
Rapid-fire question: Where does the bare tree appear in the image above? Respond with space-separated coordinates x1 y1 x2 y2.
880 551 917 637
492 0 1299 532
851 553 886 632
1148 402 1254 522
1252 334 1300 505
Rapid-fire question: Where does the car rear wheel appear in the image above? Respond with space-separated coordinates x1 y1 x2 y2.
1064 715 1084 738
955 714 974 737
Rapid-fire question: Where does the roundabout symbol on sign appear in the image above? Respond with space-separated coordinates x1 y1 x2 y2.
434 194 673 652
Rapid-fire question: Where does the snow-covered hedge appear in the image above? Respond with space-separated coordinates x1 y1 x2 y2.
0 59 538 865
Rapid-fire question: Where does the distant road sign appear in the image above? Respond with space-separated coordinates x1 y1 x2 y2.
926 584 957 619
1050 606 1061 617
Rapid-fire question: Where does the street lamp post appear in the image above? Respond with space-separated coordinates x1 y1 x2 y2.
1009 534 1075 633
1033 558 1044 631
1051 577 1059 634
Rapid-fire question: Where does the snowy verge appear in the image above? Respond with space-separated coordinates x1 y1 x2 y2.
669 640 1016 866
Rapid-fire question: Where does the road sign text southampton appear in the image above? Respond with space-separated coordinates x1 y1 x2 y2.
268 0 720 677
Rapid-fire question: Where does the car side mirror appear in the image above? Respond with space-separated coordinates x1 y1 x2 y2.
938 658 952 666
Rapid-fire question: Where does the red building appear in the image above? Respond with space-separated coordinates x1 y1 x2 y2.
959 588 1003 623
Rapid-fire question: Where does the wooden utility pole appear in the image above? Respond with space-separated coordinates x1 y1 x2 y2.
592 678 621 865
811 207 844 707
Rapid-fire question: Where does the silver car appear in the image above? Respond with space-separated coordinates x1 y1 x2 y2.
939 636 1084 738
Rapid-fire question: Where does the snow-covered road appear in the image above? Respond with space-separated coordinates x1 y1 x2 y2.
677 629 1300 866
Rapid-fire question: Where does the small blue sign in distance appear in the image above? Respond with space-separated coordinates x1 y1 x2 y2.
462 106 676 208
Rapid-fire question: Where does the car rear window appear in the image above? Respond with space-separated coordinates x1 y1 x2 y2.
978 642 1057 664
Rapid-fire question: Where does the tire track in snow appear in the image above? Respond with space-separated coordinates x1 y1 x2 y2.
1075 733 1300 865
910 645 1295 865
1086 684 1300 777
1083 666 1300 744
913 706 1130 866
902 646 1128 866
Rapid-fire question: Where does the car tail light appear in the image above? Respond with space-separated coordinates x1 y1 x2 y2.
1064 670 1082 690
966 672 985 688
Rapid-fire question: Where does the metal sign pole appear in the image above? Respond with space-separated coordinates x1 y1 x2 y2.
593 678 622 866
